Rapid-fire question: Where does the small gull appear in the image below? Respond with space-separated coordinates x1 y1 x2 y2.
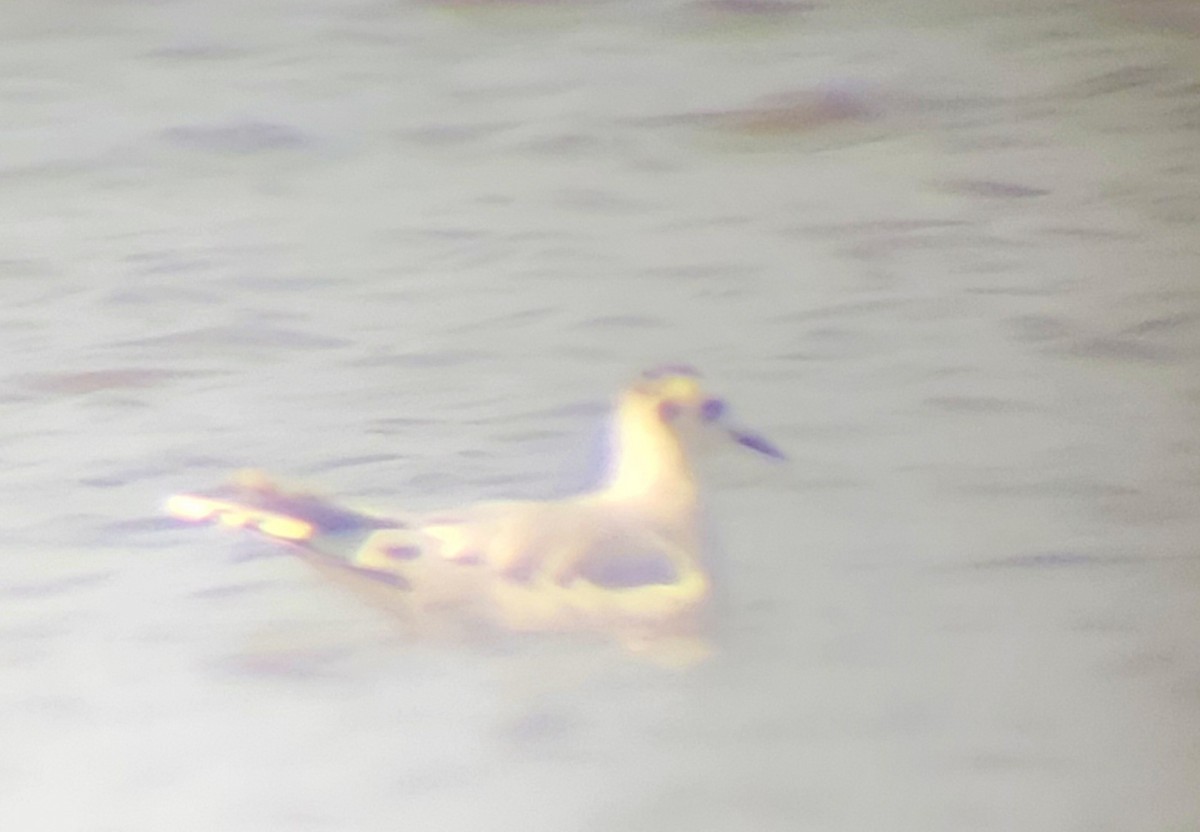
166 366 785 654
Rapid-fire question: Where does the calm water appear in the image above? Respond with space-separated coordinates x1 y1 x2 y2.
2 1 1198 830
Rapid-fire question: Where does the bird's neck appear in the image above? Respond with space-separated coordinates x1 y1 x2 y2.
600 398 698 512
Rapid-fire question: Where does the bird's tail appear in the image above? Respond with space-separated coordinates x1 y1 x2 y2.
165 469 400 545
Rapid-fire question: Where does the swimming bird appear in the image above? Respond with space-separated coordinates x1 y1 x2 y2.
166 366 785 654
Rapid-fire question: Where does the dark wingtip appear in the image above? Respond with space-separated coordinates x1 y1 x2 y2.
730 429 787 461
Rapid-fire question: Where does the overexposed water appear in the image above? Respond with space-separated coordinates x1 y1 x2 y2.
2 1 1198 829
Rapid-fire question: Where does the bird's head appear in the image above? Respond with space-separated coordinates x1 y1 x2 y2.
622 365 786 462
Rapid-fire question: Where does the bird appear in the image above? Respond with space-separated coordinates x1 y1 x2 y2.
166 365 785 656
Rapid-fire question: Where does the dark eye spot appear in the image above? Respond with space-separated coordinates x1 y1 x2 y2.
700 397 726 422
658 401 682 422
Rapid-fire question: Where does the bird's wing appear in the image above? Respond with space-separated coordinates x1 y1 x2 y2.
167 473 711 639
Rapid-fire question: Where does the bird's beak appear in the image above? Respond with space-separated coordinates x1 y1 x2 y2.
728 427 787 461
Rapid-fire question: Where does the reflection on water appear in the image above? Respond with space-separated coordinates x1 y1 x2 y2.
2 0 1199 830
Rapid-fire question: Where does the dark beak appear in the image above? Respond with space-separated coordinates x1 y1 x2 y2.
729 428 787 461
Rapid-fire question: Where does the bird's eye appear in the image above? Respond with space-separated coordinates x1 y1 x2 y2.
700 397 726 422
658 401 682 422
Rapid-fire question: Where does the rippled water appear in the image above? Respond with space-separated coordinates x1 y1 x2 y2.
2 1 1199 829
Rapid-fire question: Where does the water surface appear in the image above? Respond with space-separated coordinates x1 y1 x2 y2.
1 1 1198 829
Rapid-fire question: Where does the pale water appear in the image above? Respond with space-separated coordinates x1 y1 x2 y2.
1 0 1198 829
